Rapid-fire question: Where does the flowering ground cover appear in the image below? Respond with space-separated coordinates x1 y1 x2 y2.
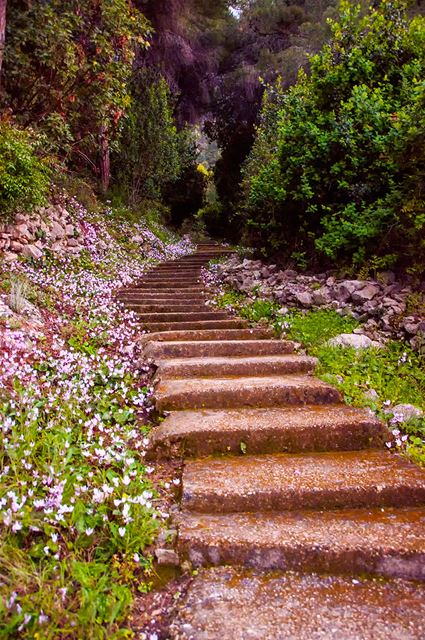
203 264 425 467
0 198 193 638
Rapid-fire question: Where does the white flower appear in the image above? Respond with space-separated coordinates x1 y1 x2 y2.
122 475 131 486
85 528 94 536
133 553 140 563
118 526 126 537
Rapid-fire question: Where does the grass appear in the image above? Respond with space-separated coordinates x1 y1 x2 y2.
213 287 425 465
0 197 194 638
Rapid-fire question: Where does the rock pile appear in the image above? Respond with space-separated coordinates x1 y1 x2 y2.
214 256 425 349
0 204 84 262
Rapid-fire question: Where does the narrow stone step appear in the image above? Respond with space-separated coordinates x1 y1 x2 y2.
150 405 386 457
156 354 317 379
137 311 229 323
140 277 200 284
144 339 295 359
170 566 425 640
182 450 425 513
144 319 248 332
177 508 425 580
156 375 341 411
139 328 274 343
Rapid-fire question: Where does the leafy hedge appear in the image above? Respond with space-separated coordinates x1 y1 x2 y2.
240 0 425 274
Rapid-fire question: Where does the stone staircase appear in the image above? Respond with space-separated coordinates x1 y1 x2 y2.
119 244 425 639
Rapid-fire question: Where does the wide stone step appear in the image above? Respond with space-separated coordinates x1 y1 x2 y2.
144 339 295 359
144 319 248 332
156 375 341 411
140 277 200 284
177 508 425 580
136 283 204 291
156 354 317 379
139 328 274 343
150 405 386 457
125 304 209 313
118 292 207 301
182 450 425 513
137 311 229 323
170 566 425 640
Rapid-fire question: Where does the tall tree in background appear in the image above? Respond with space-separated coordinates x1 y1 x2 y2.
0 0 6 83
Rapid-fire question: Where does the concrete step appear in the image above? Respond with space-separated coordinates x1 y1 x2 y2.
121 298 209 311
139 328 274 343
143 319 248 332
117 292 207 301
156 354 317 379
156 375 341 411
150 405 387 458
144 339 295 359
125 304 209 313
137 311 229 323
182 450 425 513
178 508 425 579
170 566 425 639
135 283 204 291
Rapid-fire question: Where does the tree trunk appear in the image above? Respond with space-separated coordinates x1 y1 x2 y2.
99 123 110 194
0 0 7 85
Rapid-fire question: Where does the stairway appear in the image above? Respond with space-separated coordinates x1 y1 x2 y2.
119 244 425 640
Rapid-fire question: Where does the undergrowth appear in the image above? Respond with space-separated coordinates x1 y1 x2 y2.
212 286 425 466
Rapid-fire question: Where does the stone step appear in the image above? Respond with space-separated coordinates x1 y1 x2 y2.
144 319 248 332
122 298 208 307
177 507 425 580
156 354 317 379
182 450 425 513
170 566 425 640
150 405 387 458
118 292 207 301
136 283 205 291
137 311 229 323
125 304 209 313
140 277 200 284
139 328 274 343
156 375 341 411
144 339 295 359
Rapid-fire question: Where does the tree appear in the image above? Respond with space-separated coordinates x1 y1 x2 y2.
0 0 6 83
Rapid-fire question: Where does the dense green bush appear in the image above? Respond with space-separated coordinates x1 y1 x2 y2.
0 124 50 220
241 0 425 273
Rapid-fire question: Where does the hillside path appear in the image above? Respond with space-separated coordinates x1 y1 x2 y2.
118 244 425 639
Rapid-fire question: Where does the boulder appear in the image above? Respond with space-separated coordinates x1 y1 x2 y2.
22 244 43 259
50 221 66 240
295 291 313 307
351 284 380 303
312 287 331 306
327 333 383 350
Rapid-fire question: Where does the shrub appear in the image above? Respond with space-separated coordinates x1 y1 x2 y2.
0 124 50 220
240 0 425 272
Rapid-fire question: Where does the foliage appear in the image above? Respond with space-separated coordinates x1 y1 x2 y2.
212 280 425 464
0 123 50 220
241 0 425 273
115 74 182 203
0 198 194 638
3 0 150 184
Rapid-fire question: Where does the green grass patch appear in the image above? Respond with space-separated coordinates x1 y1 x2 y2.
213 286 425 465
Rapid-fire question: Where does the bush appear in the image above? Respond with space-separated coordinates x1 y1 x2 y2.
0 124 50 220
241 0 425 272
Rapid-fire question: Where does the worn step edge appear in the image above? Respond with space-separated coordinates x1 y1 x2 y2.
156 375 341 411
177 508 425 580
138 328 274 343
156 354 317 379
149 405 387 458
181 449 425 513
143 320 248 332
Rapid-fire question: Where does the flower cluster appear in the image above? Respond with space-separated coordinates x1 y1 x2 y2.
0 199 193 636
